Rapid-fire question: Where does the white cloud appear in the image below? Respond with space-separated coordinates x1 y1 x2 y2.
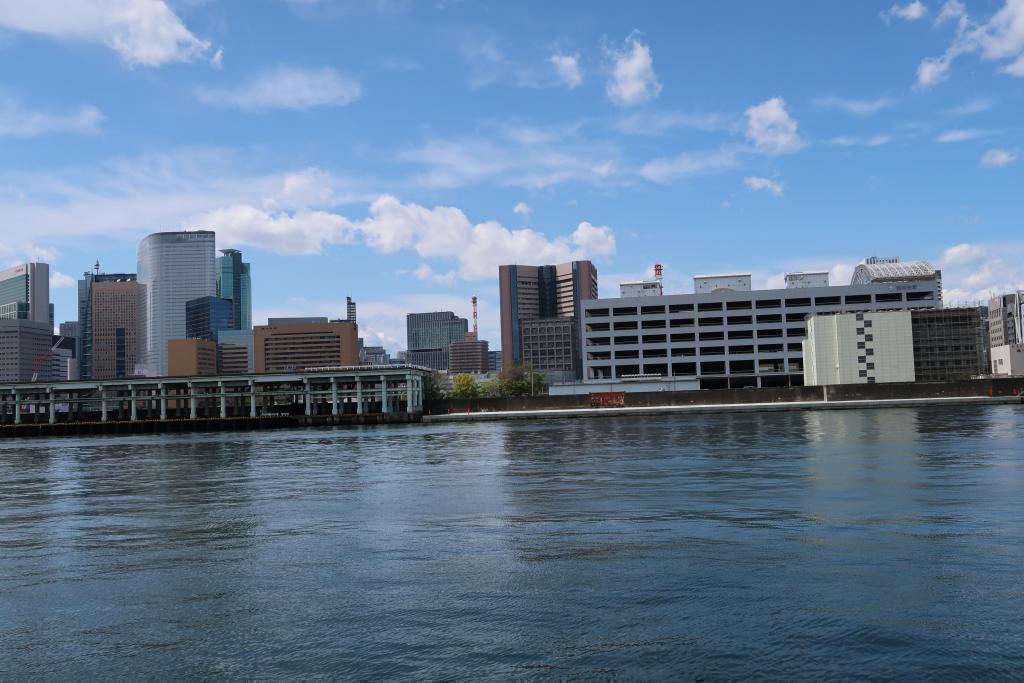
0 97 103 137
937 242 1024 304
512 201 531 217
936 0 966 24
941 243 984 264
917 0 1024 87
829 134 891 146
935 128 994 142
605 33 661 106
0 0 216 66
195 66 362 110
570 221 616 259
945 97 995 115
614 111 723 135
549 53 582 88
50 271 76 289
744 97 805 155
813 95 893 115
192 204 357 255
638 147 739 183
414 263 458 285
743 176 784 197
980 148 1017 167
882 1 928 23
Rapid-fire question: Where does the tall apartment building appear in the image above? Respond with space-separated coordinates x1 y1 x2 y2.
254 318 359 373
988 292 1023 348
186 296 234 341
0 263 50 324
581 261 942 390
77 272 136 379
137 231 216 377
90 278 140 380
498 260 598 375
216 249 252 331
406 311 468 370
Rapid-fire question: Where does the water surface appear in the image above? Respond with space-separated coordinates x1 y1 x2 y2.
2 406 1023 679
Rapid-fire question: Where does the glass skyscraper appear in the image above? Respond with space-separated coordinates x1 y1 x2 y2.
137 231 216 377
216 249 252 331
186 296 234 341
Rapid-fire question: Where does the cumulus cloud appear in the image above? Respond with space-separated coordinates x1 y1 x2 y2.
935 128 994 142
605 33 661 106
195 66 362 110
743 176 784 197
813 95 893 115
942 243 984 265
549 53 582 88
744 97 805 155
882 1 928 23
937 241 1024 304
49 271 76 289
0 97 103 137
917 0 1024 87
513 201 531 217
980 148 1017 167
0 0 216 66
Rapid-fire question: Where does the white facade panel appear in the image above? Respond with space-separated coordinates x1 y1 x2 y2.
991 344 1024 376
803 311 915 386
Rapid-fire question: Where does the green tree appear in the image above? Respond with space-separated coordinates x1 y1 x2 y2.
479 377 502 398
496 363 546 397
450 373 480 399
423 371 446 401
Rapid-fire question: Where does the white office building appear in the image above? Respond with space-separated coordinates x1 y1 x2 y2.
991 344 1024 377
803 311 915 386
137 231 216 377
577 259 942 391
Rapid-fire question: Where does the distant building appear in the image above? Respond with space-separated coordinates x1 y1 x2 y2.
138 231 216 376
91 278 140 380
499 260 597 375
406 311 468 370
59 321 79 341
168 339 218 377
521 318 578 382
254 320 359 373
803 311 915 386
988 292 1023 348
619 280 663 298
0 320 56 382
785 271 829 288
850 257 942 300
216 249 252 330
186 296 234 341
488 350 502 372
217 329 254 374
449 338 489 374
268 317 328 326
0 263 50 325
346 296 357 324
910 308 987 382
49 336 78 381
361 345 390 365
991 344 1024 376
77 271 137 380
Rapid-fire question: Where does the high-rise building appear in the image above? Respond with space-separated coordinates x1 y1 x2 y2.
216 249 252 330
254 319 360 373
360 345 390 365
168 339 218 377
449 338 489 374
520 318 578 382
988 292 1023 348
406 311 468 370
499 261 597 376
0 263 50 324
186 296 234 341
91 278 140 380
347 296 357 324
0 320 55 382
137 231 216 377
217 329 254 374
488 350 502 372
77 272 137 380
59 321 79 341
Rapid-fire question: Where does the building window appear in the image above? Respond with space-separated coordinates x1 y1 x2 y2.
865 334 873 342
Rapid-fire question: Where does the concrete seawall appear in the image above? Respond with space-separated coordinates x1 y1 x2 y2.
424 395 1024 423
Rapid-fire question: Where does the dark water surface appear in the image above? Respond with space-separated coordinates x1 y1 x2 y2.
2 406 1023 680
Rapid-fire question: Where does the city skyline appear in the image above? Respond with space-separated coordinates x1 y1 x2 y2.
2 1 1023 353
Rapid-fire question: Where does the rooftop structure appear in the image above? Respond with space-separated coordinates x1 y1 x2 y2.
693 273 751 293
785 271 829 289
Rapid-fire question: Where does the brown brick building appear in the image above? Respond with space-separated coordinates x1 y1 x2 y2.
254 319 359 373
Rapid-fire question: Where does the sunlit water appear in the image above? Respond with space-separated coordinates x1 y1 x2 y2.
2 405 1023 680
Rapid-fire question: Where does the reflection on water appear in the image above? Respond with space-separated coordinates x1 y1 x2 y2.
2 405 1023 680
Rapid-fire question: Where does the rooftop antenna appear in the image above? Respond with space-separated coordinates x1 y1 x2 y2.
94 260 100 275
472 296 478 338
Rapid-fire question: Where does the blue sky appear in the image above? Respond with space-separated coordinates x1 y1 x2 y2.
1 0 1022 351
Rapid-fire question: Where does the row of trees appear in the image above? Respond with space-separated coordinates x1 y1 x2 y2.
443 364 547 399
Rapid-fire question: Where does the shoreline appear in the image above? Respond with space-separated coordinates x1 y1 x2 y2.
424 395 1023 423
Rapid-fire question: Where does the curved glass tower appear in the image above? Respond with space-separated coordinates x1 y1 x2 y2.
137 231 216 376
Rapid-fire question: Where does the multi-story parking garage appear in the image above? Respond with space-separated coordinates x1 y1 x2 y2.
580 263 942 390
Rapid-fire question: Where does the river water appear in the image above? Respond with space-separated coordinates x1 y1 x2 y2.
2 405 1023 680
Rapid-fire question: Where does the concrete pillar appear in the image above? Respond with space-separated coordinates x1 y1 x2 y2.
13 389 20 425
406 374 413 412
189 382 197 419
331 378 339 416
219 381 227 418
130 385 137 421
304 379 312 416
159 383 167 420
100 389 108 422
48 388 56 424
356 378 364 415
249 380 257 417
380 374 388 414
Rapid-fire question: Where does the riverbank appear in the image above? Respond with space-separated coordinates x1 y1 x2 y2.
424 394 1023 423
